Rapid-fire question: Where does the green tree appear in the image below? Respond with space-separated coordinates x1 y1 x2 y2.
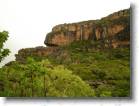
0 58 95 97
45 65 95 97
0 31 10 62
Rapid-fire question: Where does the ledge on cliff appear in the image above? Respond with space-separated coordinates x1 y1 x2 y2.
15 46 59 63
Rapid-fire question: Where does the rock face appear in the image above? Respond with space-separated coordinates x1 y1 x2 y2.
44 8 130 48
15 8 130 63
15 46 59 63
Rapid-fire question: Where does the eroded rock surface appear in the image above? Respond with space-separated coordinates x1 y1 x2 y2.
15 8 130 63
44 9 130 48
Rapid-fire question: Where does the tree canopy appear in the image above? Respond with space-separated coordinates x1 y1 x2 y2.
0 31 10 62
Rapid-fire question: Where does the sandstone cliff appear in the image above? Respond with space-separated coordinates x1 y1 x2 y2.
15 46 59 63
44 8 130 48
15 8 130 63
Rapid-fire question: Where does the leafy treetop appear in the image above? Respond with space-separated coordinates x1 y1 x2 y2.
0 31 10 62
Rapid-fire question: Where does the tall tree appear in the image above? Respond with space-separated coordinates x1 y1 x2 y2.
0 31 10 62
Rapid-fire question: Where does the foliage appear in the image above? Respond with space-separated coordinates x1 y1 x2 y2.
0 58 94 97
0 31 10 62
0 39 130 97
43 41 130 97
45 65 94 97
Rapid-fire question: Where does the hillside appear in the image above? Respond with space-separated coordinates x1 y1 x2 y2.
0 8 130 97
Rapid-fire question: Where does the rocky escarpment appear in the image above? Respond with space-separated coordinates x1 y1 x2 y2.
44 8 130 48
5 8 130 97
15 46 59 63
15 8 130 63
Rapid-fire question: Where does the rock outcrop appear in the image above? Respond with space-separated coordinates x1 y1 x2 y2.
15 46 59 63
15 8 130 63
44 8 130 48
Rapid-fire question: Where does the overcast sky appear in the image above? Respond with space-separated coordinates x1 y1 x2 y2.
0 0 130 66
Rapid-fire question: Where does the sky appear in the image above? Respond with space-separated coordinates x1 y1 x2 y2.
0 0 130 66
